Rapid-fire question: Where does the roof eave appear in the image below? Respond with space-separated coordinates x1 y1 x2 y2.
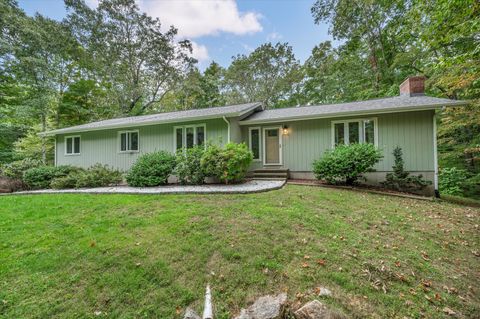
40 103 262 136
239 102 467 125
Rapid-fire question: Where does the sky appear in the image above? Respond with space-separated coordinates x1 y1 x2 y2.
18 0 335 70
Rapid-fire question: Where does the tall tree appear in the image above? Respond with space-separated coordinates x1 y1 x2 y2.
223 42 303 108
65 0 195 116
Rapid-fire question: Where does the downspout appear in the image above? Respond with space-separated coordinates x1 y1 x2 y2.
222 116 231 143
54 135 57 167
433 112 439 198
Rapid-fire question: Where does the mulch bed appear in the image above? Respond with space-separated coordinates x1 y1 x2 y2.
287 179 434 201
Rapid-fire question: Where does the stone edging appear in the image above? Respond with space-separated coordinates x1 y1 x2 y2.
1 179 286 196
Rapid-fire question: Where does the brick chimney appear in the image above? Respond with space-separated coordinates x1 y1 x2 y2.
399 76 426 96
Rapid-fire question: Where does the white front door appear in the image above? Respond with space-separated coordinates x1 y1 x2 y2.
263 127 282 165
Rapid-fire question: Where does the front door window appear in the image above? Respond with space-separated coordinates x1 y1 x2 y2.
264 128 280 164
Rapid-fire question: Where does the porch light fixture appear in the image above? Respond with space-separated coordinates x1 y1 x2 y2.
283 125 289 135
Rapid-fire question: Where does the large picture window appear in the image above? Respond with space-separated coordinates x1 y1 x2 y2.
119 130 139 152
332 118 377 147
65 136 81 155
249 127 261 161
174 124 206 151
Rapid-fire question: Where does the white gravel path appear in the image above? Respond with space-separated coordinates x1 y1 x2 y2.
6 179 285 195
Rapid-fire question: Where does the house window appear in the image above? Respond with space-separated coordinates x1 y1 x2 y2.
332 118 377 147
119 130 139 152
249 127 261 160
174 124 206 151
65 136 81 155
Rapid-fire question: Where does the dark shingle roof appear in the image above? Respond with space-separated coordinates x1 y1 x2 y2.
44 102 262 135
239 95 467 124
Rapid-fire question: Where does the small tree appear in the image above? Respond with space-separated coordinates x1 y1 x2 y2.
382 147 431 192
313 143 383 185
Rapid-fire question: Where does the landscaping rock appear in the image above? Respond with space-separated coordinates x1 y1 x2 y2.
318 287 332 297
294 300 330 319
234 293 287 319
184 307 201 319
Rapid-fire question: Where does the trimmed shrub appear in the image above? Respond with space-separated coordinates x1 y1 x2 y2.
313 143 383 185
175 146 206 185
0 158 42 180
126 151 176 187
50 164 121 189
383 147 431 192
50 173 80 189
23 165 77 190
74 164 122 188
201 142 253 184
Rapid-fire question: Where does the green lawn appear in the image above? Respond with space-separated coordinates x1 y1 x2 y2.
0 185 479 318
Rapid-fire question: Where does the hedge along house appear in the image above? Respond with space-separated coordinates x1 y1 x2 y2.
43 77 467 194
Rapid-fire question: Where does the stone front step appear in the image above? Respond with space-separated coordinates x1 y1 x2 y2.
252 168 289 179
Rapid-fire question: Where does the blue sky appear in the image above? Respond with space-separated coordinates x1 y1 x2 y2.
18 0 334 70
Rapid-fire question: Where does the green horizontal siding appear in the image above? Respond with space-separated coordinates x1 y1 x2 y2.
56 118 228 171
242 110 435 172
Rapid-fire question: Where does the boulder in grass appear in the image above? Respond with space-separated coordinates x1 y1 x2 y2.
234 293 287 319
183 307 201 319
294 300 347 319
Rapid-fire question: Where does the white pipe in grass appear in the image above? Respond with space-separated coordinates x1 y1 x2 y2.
202 285 213 319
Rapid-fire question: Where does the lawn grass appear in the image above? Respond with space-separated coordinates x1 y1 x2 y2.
0 185 479 318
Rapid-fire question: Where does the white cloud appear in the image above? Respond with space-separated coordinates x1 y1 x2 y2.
140 0 263 38
190 41 210 62
267 32 282 41
84 0 99 8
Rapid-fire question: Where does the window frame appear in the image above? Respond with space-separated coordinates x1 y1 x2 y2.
118 130 140 153
173 124 206 152
331 118 378 148
64 135 81 156
248 127 261 161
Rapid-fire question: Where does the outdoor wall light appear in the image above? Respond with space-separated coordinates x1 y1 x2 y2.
283 125 289 135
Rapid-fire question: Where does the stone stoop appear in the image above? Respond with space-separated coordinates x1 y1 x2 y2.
252 168 289 180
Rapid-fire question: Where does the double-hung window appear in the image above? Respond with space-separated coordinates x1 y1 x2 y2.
332 118 377 147
174 124 206 151
248 127 261 161
119 130 139 152
65 136 81 155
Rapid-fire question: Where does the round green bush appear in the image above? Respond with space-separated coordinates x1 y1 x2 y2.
23 165 76 189
313 143 383 185
126 151 176 187
175 146 205 185
0 158 42 180
201 142 253 184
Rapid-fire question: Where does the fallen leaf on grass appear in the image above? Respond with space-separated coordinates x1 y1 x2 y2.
316 259 326 266
443 307 456 315
175 306 181 315
301 262 309 268
303 255 310 259
421 251 430 261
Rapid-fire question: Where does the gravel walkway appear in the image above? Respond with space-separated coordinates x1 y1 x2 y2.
6 179 285 195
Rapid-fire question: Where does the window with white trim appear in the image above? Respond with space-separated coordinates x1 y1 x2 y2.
332 118 377 147
174 124 206 151
119 130 139 152
65 136 81 155
249 127 261 160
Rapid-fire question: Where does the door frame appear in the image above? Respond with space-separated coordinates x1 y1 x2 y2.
262 126 282 166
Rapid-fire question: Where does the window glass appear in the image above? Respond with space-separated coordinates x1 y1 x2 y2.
130 132 138 151
186 127 194 148
120 133 127 151
334 123 345 146
176 128 183 150
73 137 80 153
196 126 205 146
364 120 375 144
348 122 360 144
250 129 260 160
66 137 73 154
267 129 278 137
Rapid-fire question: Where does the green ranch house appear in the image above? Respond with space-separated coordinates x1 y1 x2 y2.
42 77 467 195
